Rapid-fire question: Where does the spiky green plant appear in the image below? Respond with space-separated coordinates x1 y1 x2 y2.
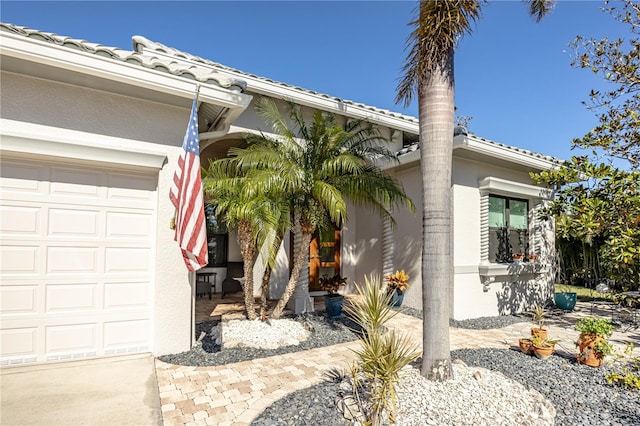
343 275 420 426
344 274 398 333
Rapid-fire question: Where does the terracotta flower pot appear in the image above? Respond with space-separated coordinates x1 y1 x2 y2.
519 338 533 355
577 334 604 367
533 343 554 360
531 327 548 340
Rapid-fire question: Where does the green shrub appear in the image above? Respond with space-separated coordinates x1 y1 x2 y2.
605 343 640 391
574 316 615 338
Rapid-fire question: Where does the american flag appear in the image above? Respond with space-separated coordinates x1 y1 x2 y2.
169 97 208 271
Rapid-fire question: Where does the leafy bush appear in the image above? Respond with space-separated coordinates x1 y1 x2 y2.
605 343 640 391
574 316 615 338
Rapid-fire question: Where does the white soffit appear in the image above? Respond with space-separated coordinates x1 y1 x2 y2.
1 119 167 170
479 176 553 199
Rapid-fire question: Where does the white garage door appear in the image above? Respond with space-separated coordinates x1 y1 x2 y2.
0 157 157 365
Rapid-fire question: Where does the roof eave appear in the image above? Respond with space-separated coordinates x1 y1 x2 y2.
136 47 419 134
0 30 252 112
453 134 559 171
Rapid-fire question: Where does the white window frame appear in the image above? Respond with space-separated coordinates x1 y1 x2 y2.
478 177 553 284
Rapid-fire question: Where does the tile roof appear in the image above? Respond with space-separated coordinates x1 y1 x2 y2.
1 22 559 165
464 134 559 164
131 38 558 164
397 132 559 165
0 22 247 93
132 36 420 126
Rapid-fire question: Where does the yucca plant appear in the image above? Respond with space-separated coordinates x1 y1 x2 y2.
342 275 420 426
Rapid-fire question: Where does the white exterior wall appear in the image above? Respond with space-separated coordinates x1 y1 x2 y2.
351 154 555 320
451 157 554 319
1 72 196 356
388 167 423 310
349 203 384 291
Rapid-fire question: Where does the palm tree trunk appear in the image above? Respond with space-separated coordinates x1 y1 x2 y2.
259 234 283 320
419 50 454 381
271 225 313 319
259 265 272 321
237 221 257 320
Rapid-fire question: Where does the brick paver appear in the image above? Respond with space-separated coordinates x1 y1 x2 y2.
157 302 639 425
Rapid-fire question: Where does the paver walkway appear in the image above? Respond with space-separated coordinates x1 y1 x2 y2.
156 302 639 426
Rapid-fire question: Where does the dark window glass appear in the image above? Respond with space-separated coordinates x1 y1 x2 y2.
205 204 227 267
488 195 529 263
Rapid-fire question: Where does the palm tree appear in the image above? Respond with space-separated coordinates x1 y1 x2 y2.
396 0 555 381
232 98 414 319
202 160 285 320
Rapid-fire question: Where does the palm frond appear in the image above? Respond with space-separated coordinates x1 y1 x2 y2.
312 181 348 226
525 0 555 23
397 0 484 106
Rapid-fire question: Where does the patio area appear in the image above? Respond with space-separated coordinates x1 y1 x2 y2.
168 297 640 426
194 291 329 323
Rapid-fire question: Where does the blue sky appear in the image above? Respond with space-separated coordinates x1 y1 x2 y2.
1 1 628 161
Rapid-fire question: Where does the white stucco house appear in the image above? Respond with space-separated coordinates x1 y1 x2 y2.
0 22 557 366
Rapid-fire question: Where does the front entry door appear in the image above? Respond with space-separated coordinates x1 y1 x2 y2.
309 227 341 291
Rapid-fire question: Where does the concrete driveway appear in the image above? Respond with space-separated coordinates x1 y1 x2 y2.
1 353 162 426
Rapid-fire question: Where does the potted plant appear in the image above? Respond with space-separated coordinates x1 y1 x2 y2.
528 253 538 262
320 274 347 319
385 270 410 307
512 252 525 264
554 284 577 311
531 304 548 340
518 337 534 355
531 335 558 360
574 316 616 367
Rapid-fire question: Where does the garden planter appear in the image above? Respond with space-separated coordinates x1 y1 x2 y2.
555 292 577 311
519 338 533 355
531 327 548 340
533 343 554 360
324 294 344 319
577 334 605 367
389 289 404 307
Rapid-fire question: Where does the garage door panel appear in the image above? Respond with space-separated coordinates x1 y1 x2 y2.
0 245 39 274
105 247 151 273
0 162 42 193
0 285 37 314
45 323 97 354
47 246 99 274
48 208 100 237
104 282 150 309
108 172 156 193
50 168 102 198
46 284 97 313
1 158 157 365
0 205 40 235
104 319 150 351
106 211 152 239
1 328 38 361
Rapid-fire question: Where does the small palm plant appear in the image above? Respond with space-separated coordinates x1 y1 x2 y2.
342 275 420 426
531 303 548 339
233 98 414 319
